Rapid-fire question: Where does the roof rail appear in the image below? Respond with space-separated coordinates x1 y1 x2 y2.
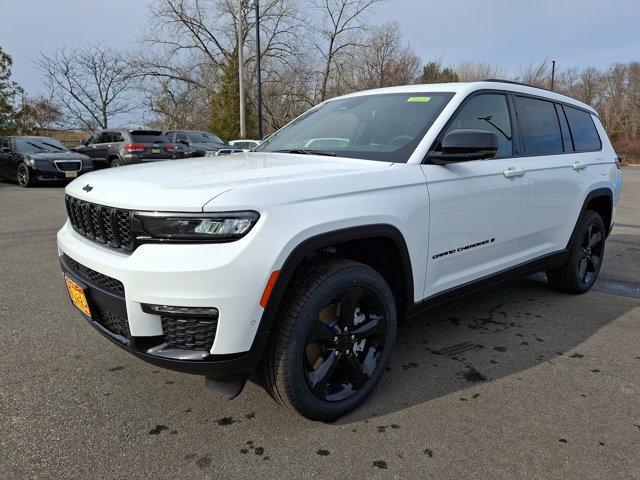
482 78 554 93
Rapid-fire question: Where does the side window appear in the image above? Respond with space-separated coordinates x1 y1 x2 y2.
176 132 188 142
555 104 573 152
564 106 602 152
514 96 563 155
99 132 113 143
87 132 101 145
112 132 124 143
443 94 513 158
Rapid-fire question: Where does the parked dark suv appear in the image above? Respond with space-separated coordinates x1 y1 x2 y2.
74 129 175 168
163 130 241 157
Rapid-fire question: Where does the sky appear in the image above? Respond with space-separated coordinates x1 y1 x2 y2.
1 0 639 100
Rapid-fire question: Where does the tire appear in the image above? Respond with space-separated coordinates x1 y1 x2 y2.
110 158 122 167
260 259 397 421
17 162 33 187
546 210 605 294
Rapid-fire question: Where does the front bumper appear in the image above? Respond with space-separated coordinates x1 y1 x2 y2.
57 220 283 378
60 252 268 380
33 163 92 182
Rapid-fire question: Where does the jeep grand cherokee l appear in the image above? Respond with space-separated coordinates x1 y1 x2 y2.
57 81 622 420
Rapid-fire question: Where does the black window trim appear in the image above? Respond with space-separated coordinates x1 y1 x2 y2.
424 88 603 164
561 103 603 153
512 94 565 158
424 89 518 163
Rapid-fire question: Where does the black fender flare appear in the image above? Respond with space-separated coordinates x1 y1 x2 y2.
567 187 613 246
247 224 414 364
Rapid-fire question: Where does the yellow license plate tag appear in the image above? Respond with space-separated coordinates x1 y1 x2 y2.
65 171 78 178
152 148 160 154
65 276 91 317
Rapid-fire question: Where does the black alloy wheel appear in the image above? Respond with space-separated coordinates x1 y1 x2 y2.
546 210 606 293
577 222 604 286
17 163 32 187
304 286 388 402
260 259 397 421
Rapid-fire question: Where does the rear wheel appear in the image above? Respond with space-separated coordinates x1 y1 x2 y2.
546 210 605 293
260 259 397 421
17 162 33 187
110 158 122 167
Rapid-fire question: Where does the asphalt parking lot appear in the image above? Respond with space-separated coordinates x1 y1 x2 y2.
2 167 640 479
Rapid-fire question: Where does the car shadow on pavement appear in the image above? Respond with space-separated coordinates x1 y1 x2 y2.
337 276 639 424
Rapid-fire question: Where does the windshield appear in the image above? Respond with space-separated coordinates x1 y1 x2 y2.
186 132 223 144
15 137 69 154
256 92 454 162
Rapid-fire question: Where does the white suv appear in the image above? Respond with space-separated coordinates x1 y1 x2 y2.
58 81 622 420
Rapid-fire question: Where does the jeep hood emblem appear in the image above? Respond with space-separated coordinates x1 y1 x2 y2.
82 184 93 192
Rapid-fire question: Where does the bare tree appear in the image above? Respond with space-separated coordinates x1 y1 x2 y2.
138 0 304 134
517 60 551 88
455 61 507 82
312 0 385 101
348 21 420 90
36 45 137 130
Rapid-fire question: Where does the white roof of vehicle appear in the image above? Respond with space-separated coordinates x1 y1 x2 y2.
333 81 597 115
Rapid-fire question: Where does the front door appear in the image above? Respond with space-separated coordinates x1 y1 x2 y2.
421 92 529 297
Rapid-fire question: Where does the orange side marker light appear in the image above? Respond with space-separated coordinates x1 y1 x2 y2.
260 270 281 308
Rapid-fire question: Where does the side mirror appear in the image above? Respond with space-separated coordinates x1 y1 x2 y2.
1 147 12 153
428 129 498 164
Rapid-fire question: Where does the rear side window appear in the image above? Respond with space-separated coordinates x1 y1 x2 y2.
515 96 563 155
564 106 601 151
443 93 513 158
112 132 124 142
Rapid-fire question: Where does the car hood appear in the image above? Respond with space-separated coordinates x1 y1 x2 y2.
65 152 392 211
28 152 89 162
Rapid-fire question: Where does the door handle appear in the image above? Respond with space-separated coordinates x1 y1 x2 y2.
503 168 525 178
572 162 587 171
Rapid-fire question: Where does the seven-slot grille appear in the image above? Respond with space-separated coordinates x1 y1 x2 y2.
65 195 134 252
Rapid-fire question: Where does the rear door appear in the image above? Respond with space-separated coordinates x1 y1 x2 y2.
514 96 591 260
421 92 530 297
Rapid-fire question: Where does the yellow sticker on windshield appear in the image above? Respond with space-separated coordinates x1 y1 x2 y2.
407 96 431 102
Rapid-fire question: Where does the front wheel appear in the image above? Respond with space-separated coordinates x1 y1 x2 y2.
17 162 33 187
546 210 605 293
260 259 397 421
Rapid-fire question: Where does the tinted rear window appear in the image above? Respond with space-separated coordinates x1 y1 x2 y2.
515 96 563 155
564 106 601 151
130 132 167 144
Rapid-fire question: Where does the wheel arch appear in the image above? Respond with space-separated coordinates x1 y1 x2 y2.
251 224 414 360
578 188 613 239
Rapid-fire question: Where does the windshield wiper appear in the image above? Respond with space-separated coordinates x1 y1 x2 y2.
273 149 336 157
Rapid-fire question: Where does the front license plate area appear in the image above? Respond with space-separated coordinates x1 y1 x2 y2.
65 171 78 178
65 276 91 317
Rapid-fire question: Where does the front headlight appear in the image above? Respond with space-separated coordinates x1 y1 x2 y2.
134 211 259 242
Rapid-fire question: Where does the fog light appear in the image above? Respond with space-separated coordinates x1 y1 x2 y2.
142 304 219 318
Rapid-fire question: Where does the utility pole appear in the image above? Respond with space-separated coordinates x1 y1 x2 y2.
238 0 246 138
551 60 556 91
254 0 263 139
